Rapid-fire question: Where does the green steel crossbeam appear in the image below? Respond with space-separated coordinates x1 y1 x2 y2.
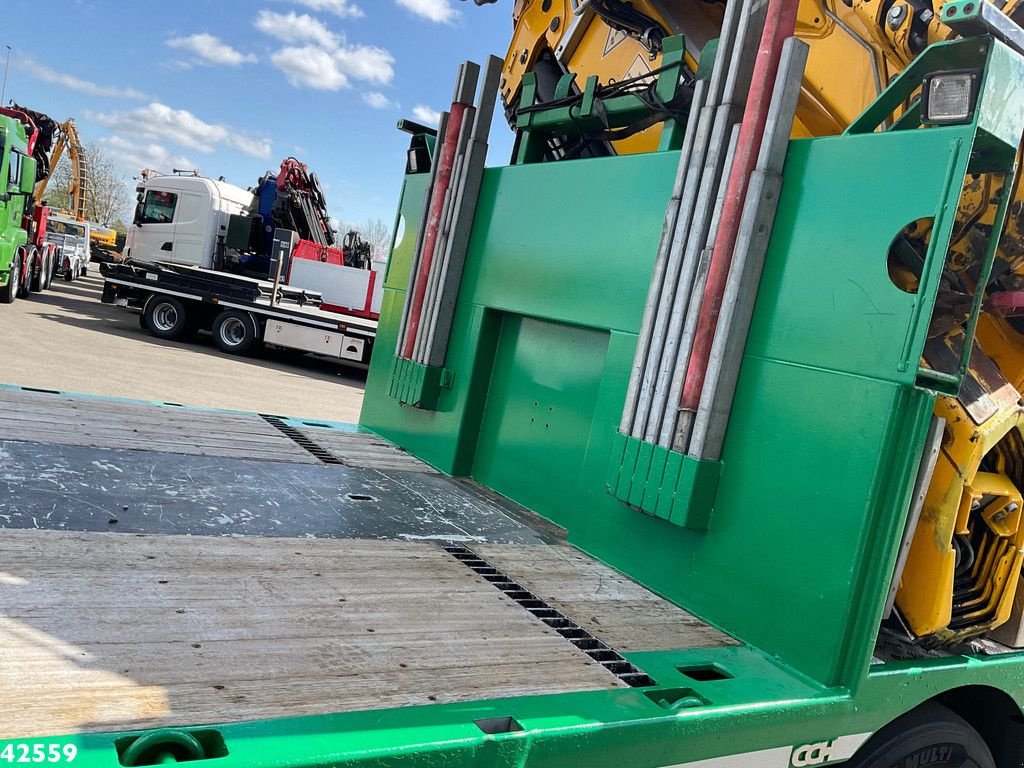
514 35 691 163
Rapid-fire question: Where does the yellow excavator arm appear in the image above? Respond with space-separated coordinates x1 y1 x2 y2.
34 118 89 221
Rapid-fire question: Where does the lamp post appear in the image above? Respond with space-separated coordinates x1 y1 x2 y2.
0 45 11 106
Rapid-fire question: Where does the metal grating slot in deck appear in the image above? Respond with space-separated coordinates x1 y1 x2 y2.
444 545 658 688
260 414 345 465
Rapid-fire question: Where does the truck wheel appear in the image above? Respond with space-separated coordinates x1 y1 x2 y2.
17 250 31 297
213 310 259 355
144 296 191 340
1 256 19 304
39 250 52 291
845 704 994 768
29 249 44 292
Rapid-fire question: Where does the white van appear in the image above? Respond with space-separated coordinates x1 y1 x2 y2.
45 214 91 281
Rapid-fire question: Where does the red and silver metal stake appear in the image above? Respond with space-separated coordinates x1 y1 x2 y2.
677 0 800 427
402 101 470 359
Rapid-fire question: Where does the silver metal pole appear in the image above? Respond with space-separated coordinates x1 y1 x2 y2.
426 55 503 368
632 95 717 438
620 78 707 434
410 60 478 362
0 46 11 106
397 110 448 356
638 0 761 442
659 123 741 447
645 114 740 445
416 133 468 363
688 38 809 459
417 102 475 362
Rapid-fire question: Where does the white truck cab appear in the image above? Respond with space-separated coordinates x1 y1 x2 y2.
127 174 254 269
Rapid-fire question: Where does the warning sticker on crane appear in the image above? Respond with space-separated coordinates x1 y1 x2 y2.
623 54 651 81
603 28 628 57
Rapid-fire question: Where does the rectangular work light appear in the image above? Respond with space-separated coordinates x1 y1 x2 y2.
921 70 981 125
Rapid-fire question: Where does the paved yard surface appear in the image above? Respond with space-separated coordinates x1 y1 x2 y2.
0 273 367 422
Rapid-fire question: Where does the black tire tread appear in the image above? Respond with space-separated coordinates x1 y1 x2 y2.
846 703 994 768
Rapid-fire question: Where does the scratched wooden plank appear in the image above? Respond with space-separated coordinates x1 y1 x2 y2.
0 390 316 464
298 427 437 473
0 530 622 738
476 544 740 652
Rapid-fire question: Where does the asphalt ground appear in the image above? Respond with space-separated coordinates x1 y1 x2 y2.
0 271 367 422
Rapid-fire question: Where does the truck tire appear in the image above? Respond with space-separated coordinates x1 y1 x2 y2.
39 249 52 291
17 250 31 298
845 704 994 768
30 248 45 292
144 296 191 341
1 255 19 304
213 310 259 355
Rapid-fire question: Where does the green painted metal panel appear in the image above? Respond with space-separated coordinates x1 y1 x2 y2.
744 128 969 384
473 315 609 518
464 153 676 334
365 111 978 687
24 648 1024 768
384 174 431 292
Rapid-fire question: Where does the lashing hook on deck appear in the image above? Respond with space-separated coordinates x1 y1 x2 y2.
120 729 206 766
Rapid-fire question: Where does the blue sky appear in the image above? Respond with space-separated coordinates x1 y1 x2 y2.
3 0 514 227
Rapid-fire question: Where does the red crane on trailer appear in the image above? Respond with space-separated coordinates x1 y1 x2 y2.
0 105 59 298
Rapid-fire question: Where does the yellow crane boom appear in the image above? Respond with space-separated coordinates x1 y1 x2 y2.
33 118 88 221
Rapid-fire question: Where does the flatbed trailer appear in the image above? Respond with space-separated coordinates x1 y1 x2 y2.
0 387 735 752
100 262 377 365
5 17 1024 768
0 380 1020 768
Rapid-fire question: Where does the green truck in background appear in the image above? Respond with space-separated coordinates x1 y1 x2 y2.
0 107 48 304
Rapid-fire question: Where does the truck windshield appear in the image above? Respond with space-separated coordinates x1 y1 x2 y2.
47 220 86 238
140 190 177 224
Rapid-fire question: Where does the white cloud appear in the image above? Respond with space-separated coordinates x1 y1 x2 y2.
89 102 272 159
396 0 458 23
269 43 394 90
412 105 441 125
255 11 339 48
254 9 394 92
363 92 396 109
333 45 394 84
166 33 257 67
98 136 199 176
16 57 146 99
288 0 364 17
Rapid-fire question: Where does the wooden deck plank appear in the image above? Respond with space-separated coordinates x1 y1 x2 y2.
0 410 299 444
0 419 313 453
476 544 739 652
0 428 316 463
0 662 607 740
0 531 623 738
299 427 436 473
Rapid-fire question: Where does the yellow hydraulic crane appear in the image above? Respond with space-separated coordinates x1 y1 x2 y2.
470 0 1024 647
480 0 1024 150
32 117 89 221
